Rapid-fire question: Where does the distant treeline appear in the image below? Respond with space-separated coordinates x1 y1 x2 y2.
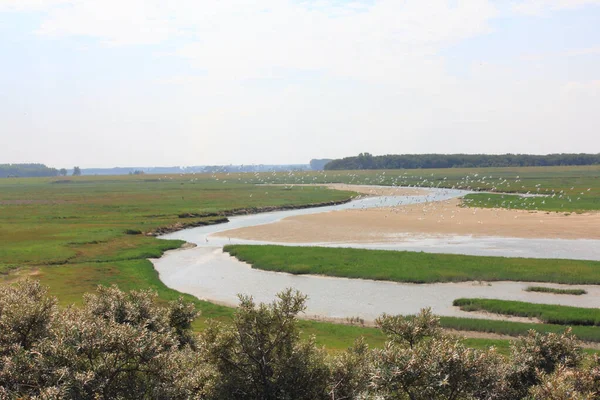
309 159 333 170
78 164 313 175
324 153 600 170
0 163 59 178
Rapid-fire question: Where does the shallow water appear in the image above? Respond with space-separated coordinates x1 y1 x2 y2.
153 187 600 321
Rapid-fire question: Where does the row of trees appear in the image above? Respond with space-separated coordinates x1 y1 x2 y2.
325 153 600 170
1 280 599 399
0 164 58 178
310 159 334 171
0 164 81 178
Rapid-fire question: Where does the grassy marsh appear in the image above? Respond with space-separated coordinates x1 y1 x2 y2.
224 245 600 284
525 286 587 295
2 166 600 351
453 298 600 326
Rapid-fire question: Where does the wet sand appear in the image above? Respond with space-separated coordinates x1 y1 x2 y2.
216 198 600 242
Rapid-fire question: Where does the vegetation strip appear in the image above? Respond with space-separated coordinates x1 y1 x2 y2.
2 168 600 353
462 192 599 213
222 165 600 212
453 298 600 326
324 153 600 170
525 286 587 295
2 281 598 399
439 317 600 343
224 244 600 284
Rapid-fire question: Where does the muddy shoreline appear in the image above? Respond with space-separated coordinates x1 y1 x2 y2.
147 198 354 236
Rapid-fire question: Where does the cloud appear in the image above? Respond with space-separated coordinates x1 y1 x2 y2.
0 0 69 12
2 0 599 166
513 0 600 15
521 46 600 61
2 0 498 81
171 0 497 84
36 0 179 45
563 80 600 94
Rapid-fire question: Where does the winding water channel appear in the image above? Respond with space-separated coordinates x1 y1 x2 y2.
152 188 600 322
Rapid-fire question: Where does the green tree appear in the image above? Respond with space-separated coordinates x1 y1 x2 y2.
370 309 504 400
502 329 584 399
0 281 212 399
376 307 441 348
72 166 81 176
59 168 67 176
199 289 330 400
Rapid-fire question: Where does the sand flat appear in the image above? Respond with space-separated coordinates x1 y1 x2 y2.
264 183 428 197
215 198 600 241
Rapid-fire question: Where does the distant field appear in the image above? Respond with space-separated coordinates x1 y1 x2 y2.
0 175 353 313
462 192 599 212
2 166 600 351
453 298 600 326
240 165 600 212
224 245 600 284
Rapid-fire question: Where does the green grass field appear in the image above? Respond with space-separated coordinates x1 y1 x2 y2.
0 174 354 325
240 165 600 212
453 298 600 326
224 245 600 284
461 192 599 213
525 286 587 295
2 167 600 351
439 316 600 343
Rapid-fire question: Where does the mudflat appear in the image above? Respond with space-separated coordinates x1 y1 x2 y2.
215 198 600 242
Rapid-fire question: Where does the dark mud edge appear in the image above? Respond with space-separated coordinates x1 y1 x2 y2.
147 198 353 236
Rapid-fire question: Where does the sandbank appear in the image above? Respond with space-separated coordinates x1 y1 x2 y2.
215 198 600 242
265 183 428 197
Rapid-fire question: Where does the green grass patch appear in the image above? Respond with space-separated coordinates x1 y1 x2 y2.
453 298 600 326
462 192 599 212
0 174 354 299
239 165 600 212
439 316 600 343
224 245 600 284
525 286 587 295
3 167 600 351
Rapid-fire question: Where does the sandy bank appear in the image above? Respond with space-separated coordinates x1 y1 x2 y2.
215 198 600 241
265 183 428 197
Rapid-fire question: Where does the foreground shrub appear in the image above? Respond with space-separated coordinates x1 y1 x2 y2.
371 309 504 400
327 337 372 400
529 362 600 400
1 280 599 400
501 329 584 399
0 280 212 399
198 289 331 400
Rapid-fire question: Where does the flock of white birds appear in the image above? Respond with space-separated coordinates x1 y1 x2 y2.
160 169 594 226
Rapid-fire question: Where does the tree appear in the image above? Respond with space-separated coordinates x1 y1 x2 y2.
3 282 600 400
59 168 67 176
0 163 58 178
199 289 330 400
310 159 333 171
370 309 504 400
72 166 81 176
376 307 441 348
327 337 371 400
0 281 212 399
501 329 584 399
529 358 600 399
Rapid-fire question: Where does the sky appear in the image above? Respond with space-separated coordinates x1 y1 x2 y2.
1 0 599 168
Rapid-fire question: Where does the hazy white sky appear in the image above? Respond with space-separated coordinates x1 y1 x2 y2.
1 0 599 168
